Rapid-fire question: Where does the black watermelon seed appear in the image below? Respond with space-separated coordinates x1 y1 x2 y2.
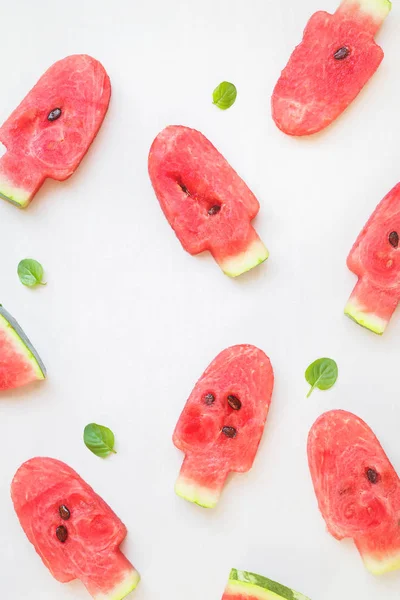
366 468 379 484
222 426 237 438
227 395 242 410
56 525 68 543
334 47 350 61
389 231 399 248
204 393 215 405
59 505 70 520
47 108 62 121
208 205 221 216
179 183 190 195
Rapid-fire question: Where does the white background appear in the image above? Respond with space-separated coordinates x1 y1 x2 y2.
0 0 399 598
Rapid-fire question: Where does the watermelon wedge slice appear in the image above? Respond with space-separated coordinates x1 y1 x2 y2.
345 183 400 334
173 345 274 508
222 569 310 600
0 54 111 208
272 0 391 136
11 458 140 599
308 410 400 575
0 305 45 389
148 126 269 277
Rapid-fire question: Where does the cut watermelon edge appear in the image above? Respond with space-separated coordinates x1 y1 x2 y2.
216 238 269 278
0 181 31 208
362 551 400 576
93 568 140 600
224 570 310 600
341 0 392 22
0 306 46 380
175 475 220 509
344 300 387 335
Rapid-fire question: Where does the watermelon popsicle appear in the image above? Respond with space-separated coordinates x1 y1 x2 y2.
345 183 400 334
173 345 274 508
148 126 269 277
11 458 140 599
0 54 110 208
272 0 391 136
308 410 400 574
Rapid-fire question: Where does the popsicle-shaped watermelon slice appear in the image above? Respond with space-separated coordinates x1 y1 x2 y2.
308 410 400 575
0 54 111 208
173 345 274 508
345 183 400 335
272 0 391 136
222 569 310 600
148 126 269 277
12 458 140 599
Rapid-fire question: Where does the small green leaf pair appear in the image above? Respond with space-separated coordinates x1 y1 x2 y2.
305 358 338 398
84 423 116 458
18 259 46 287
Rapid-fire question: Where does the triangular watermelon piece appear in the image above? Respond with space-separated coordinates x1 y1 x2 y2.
0 305 45 389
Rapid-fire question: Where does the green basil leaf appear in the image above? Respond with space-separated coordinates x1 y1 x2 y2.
18 258 46 287
212 81 237 110
84 423 116 458
305 358 338 398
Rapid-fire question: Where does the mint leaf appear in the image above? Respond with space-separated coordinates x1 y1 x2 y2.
84 423 116 458
212 81 237 110
305 358 338 398
18 259 46 287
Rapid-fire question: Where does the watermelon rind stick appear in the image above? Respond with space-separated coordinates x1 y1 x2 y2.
357 540 400 576
344 280 395 335
214 234 269 278
175 456 228 509
85 559 140 600
338 0 391 32
0 153 44 208
222 569 311 600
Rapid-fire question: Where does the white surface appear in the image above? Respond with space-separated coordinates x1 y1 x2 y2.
0 0 399 598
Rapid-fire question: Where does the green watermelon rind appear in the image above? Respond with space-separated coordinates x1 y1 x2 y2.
217 238 269 278
225 570 310 600
0 182 31 208
94 568 140 600
175 476 220 509
344 301 387 335
344 0 392 22
362 552 400 575
0 305 46 380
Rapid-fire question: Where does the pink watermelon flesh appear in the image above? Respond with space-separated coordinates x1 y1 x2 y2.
11 458 140 599
0 54 111 207
173 345 274 508
308 410 400 575
148 126 269 277
272 0 391 136
345 182 400 335
0 305 45 390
